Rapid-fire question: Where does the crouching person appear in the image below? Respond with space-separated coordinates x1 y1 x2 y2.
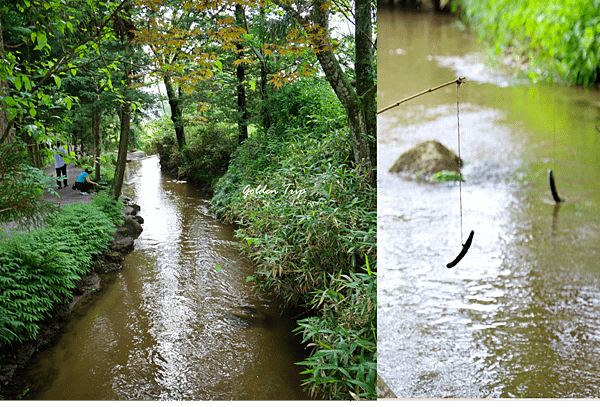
73 168 101 195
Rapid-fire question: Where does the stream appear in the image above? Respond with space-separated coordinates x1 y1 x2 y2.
378 8 600 398
20 155 308 400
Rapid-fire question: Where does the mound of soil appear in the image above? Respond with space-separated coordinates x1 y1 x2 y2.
389 140 463 181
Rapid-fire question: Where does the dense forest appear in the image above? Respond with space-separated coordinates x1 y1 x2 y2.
0 0 376 400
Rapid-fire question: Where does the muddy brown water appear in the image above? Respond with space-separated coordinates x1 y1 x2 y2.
20 155 309 400
378 8 600 398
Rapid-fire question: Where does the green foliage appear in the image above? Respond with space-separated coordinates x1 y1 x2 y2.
294 261 377 400
138 116 174 155
211 78 376 400
0 141 59 227
432 170 465 183
457 0 600 86
212 130 376 302
0 0 125 142
0 197 120 348
90 190 125 225
181 125 237 187
148 122 237 188
262 78 346 138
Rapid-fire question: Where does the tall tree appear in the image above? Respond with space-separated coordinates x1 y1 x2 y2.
0 0 129 144
134 0 377 184
279 0 376 183
112 10 136 200
0 0 130 223
135 0 218 152
235 4 248 144
355 0 377 174
163 69 186 151
0 17 14 143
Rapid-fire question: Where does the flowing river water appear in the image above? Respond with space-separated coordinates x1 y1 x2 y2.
378 8 600 398
20 155 308 400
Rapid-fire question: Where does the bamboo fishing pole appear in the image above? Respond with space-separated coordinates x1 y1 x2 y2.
377 77 466 115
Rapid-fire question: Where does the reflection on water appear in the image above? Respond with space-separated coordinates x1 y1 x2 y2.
23 155 308 400
378 8 600 398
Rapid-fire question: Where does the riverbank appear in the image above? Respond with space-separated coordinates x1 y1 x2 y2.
0 154 145 400
454 0 600 87
208 85 377 399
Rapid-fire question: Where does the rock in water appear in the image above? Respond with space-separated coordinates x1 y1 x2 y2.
389 140 463 181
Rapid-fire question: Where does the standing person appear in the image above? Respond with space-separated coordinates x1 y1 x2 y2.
53 141 68 189
74 168 101 195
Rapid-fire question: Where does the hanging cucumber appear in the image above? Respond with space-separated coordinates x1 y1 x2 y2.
548 169 563 203
446 230 474 268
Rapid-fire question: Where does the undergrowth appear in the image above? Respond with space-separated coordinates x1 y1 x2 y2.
456 0 600 87
210 78 377 400
150 121 237 189
0 191 124 348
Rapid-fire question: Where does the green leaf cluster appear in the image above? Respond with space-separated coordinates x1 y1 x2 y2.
294 262 377 400
456 0 600 86
148 121 238 188
432 170 465 183
260 78 347 138
0 194 121 348
0 141 59 227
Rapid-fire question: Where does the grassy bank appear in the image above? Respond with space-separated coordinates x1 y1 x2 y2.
0 192 124 349
210 79 377 399
455 0 600 87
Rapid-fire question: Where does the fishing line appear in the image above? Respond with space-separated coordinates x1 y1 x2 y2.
446 77 474 269
457 78 463 244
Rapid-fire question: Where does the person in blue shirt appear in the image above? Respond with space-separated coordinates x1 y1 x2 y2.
73 168 101 195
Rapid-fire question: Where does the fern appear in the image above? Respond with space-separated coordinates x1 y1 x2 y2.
0 197 122 348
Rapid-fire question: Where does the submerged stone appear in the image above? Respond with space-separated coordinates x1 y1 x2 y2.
389 140 463 181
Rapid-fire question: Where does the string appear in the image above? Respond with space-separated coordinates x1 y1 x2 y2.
456 79 463 245
553 83 557 161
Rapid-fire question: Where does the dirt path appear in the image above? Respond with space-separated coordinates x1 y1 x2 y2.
44 150 146 205
3 151 145 234
43 161 95 206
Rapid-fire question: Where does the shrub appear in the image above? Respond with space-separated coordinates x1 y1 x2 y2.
212 128 376 298
457 0 600 86
0 197 119 348
90 190 125 225
0 141 59 228
294 262 377 400
179 124 237 187
148 123 236 188
211 124 377 399
261 77 346 138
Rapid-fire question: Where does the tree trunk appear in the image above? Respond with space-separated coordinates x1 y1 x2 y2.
164 74 186 151
355 0 377 173
235 4 248 144
310 0 373 183
92 99 101 182
259 59 271 132
113 60 131 200
0 18 15 144
27 138 42 168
